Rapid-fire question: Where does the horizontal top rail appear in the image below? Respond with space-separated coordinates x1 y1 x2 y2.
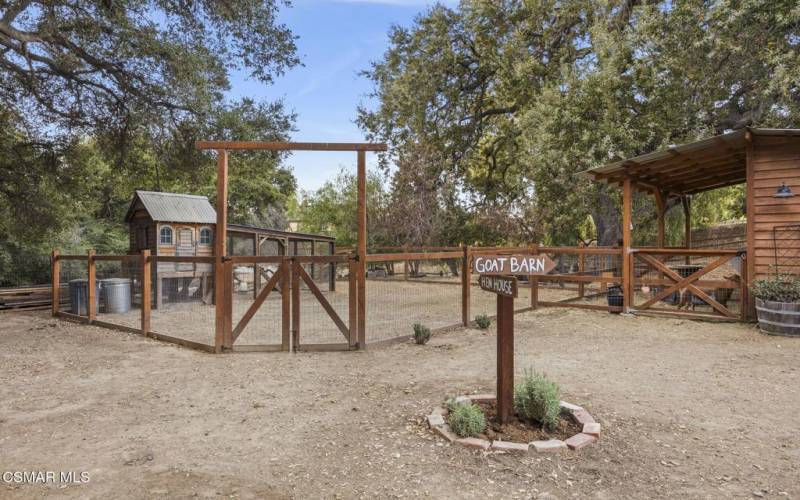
631 248 744 256
538 246 623 255
57 254 88 260
195 141 387 152
366 251 463 262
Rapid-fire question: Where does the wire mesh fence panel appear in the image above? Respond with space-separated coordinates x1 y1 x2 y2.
58 258 89 316
149 257 216 347
294 257 351 347
366 257 463 343
94 257 142 331
230 261 284 347
632 250 743 317
534 248 624 309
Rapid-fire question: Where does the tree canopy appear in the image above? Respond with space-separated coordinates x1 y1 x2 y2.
358 0 799 246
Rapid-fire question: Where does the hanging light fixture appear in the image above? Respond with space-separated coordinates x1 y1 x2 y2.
774 182 795 198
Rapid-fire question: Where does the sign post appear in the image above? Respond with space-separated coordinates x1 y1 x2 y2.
476 254 555 425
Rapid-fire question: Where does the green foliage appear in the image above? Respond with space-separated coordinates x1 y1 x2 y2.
413 323 432 345
295 168 387 247
360 0 800 246
752 275 800 303
448 403 486 438
475 314 491 329
514 370 561 431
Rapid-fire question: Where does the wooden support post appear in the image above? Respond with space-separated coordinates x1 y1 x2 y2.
531 244 539 309
214 149 228 353
253 233 260 299
51 250 60 316
654 190 666 248
578 243 585 299
356 150 367 349
141 250 151 336
744 130 755 319
223 259 233 349
329 241 336 292
87 249 97 321
281 258 291 351
496 294 514 425
292 259 301 351
622 178 633 312
348 258 358 348
461 244 471 326
682 195 692 265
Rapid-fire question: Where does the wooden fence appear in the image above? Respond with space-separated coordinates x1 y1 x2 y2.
46 244 747 353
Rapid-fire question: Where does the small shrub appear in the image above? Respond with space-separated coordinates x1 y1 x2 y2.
448 403 486 437
514 369 561 431
475 313 491 329
413 323 431 345
752 274 800 303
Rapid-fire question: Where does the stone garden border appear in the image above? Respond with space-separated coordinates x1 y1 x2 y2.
427 394 600 453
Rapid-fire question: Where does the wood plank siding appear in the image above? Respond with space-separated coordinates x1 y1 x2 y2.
750 135 800 280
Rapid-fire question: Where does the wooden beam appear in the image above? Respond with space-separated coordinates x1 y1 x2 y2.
87 249 96 321
462 245 471 326
195 141 387 152
357 150 367 349
214 149 228 353
141 249 151 336
281 260 290 351
622 178 633 312
654 190 666 247
51 250 59 316
745 130 755 318
682 195 691 264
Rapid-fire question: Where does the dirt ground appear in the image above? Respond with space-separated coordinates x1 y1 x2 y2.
89 280 577 347
1 308 798 499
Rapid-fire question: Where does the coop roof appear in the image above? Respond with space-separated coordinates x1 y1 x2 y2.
125 190 217 224
579 128 800 196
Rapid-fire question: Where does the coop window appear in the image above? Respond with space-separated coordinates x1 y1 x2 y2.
199 227 213 245
159 226 174 245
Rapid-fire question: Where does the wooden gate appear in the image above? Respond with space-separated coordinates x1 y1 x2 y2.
291 255 357 351
222 255 357 352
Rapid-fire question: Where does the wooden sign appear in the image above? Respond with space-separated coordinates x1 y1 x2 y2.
473 254 556 275
479 274 518 298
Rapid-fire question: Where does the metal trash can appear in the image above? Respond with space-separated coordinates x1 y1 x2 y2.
99 278 132 314
69 279 99 316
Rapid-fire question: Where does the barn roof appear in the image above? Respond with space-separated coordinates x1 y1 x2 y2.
125 190 217 224
579 128 800 195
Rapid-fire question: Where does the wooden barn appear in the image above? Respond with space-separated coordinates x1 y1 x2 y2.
124 190 336 307
582 128 800 318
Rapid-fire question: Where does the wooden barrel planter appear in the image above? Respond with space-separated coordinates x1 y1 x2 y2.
755 298 800 337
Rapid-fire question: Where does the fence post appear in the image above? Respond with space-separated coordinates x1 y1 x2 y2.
462 244 471 326
51 250 60 316
292 259 301 350
281 258 291 351
141 250 151 337
87 249 96 321
223 259 233 350
740 251 749 322
530 244 539 309
578 243 585 299
349 257 358 348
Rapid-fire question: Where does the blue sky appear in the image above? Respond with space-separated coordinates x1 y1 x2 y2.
226 0 455 194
